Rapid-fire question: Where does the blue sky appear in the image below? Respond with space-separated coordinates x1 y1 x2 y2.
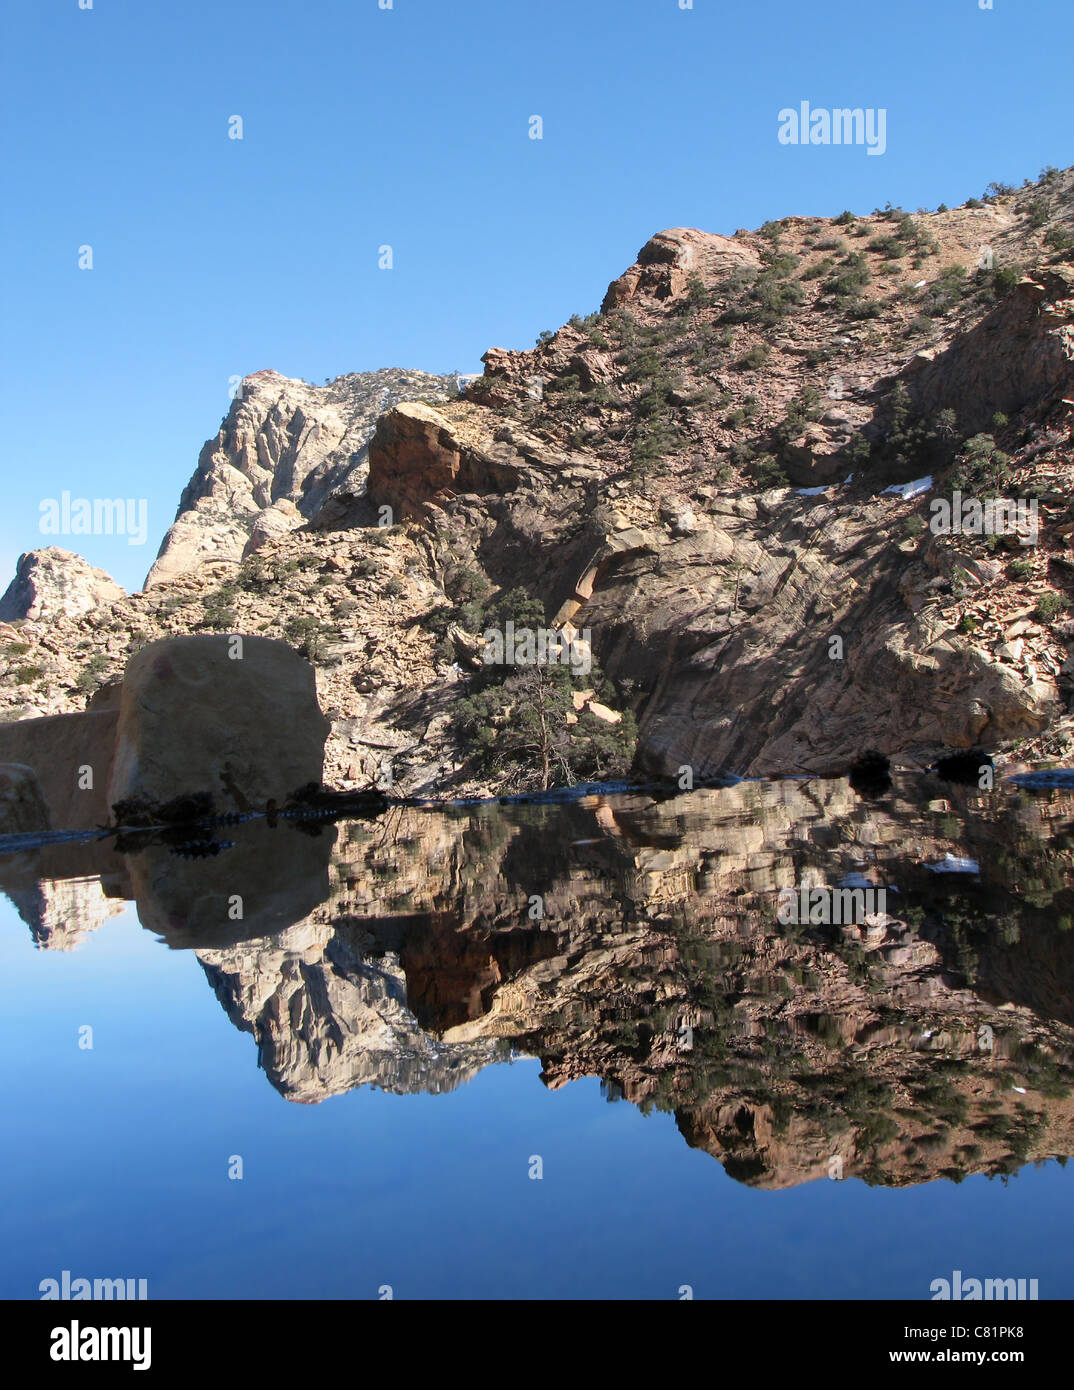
0 0 1070 592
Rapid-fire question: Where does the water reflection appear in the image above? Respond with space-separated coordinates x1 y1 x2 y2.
4 774 1074 1190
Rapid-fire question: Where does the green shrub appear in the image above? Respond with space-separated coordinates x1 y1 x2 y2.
283 614 327 660
723 396 759 430
74 652 111 694
444 565 492 606
949 433 1012 492
633 413 684 467
824 252 871 302
990 264 1023 295
451 597 637 792
728 441 756 468
1034 592 1068 623
761 250 800 276
872 381 964 476
771 386 823 452
200 582 239 630
846 432 871 464
751 454 788 487
735 343 771 371
673 274 712 315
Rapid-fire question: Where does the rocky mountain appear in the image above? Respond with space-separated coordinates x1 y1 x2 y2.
0 548 124 623
146 367 462 586
2 166 1074 792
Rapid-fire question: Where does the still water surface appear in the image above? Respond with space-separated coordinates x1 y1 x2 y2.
2 776 1073 1299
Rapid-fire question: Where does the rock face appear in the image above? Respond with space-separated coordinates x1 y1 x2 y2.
5 875 128 951
601 227 761 311
0 548 123 622
108 635 330 814
174 777 1074 1181
242 498 302 556
146 368 460 587
367 402 527 519
904 269 1074 437
3 166 1074 789
0 763 50 836
0 834 131 951
0 708 119 829
127 817 335 947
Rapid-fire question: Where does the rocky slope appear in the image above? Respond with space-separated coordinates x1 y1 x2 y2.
2 167 1074 793
0 548 124 623
146 367 461 586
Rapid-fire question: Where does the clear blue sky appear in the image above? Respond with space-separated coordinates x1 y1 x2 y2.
1 0 1070 592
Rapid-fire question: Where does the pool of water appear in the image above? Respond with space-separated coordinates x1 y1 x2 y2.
3 776 1073 1300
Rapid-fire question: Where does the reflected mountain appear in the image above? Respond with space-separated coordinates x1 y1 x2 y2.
5 775 1074 1189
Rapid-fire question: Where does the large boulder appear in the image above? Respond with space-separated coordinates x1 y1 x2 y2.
107 635 330 815
0 548 123 622
367 402 524 519
601 228 760 312
0 710 119 829
242 497 303 556
0 763 50 836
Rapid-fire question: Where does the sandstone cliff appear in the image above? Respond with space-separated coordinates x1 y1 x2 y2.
2 167 1074 792
0 548 123 623
145 368 461 587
